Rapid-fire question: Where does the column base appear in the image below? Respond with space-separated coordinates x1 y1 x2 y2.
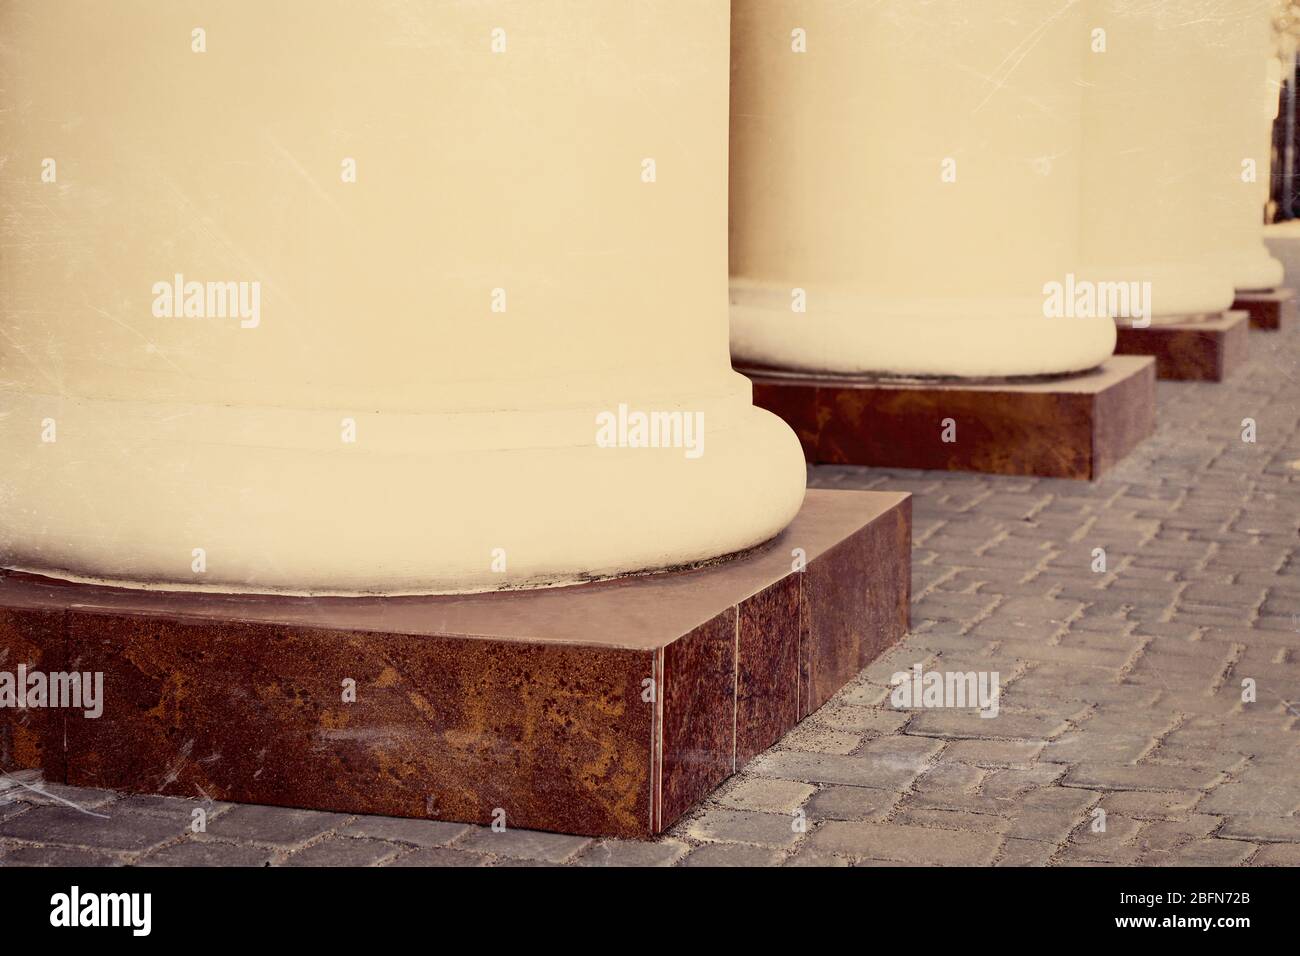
1232 288 1296 330
741 356 1156 480
1113 311 1249 381
0 489 910 839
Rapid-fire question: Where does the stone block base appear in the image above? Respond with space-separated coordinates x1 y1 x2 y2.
1232 288 1295 330
742 356 1156 480
0 489 910 838
1114 311 1248 381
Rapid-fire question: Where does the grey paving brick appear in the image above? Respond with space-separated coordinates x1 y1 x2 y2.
384 847 491 867
0 844 125 867
810 821 1001 865
574 838 689 867
202 805 350 847
137 840 274 867
748 749 932 790
682 808 801 848
0 805 185 852
1217 815 1300 843
805 786 898 822
282 836 403 867
455 827 590 863
336 815 470 847
713 777 815 814
1062 763 1226 792
996 838 1056 867
680 842 786 867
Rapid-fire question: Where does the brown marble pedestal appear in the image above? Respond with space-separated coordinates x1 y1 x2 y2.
0 489 909 839
1232 288 1296 330
742 356 1156 480
1113 311 1248 381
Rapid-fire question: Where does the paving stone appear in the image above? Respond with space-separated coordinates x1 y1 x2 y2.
1217 815 1300 843
0 844 124 867
282 836 403 867
1147 838 1256 866
820 706 911 736
943 738 1044 766
9 782 118 810
137 840 274 867
336 816 470 847
779 723 863 755
112 794 233 819
1056 840 1144 865
996 838 1056 867
748 750 932 790
980 766 1065 798
713 777 815 814
783 845 852 867
804 786 898 822
895 807 1007 834
455 827 591 863
574 838 689 867
906 710 1071 740
1006 810 1087 844
913 761 984 793
1137 815 1222 852
202 805 350 846
1249 843 1300 866
1062 763 1226 792
0 805 185 852
384 847 491 867
682 809 801 848
809 821 1001 865
0 802 31 824
679 843 786 867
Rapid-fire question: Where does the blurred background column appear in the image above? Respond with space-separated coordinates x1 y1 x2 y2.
729 0 1116 379
1202 0 1286 292
1079 1 1238 323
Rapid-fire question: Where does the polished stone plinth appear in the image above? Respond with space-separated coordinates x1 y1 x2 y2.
1232 288 1295 330
0 489 909 839
1113 312 1248 381
742 356 1156 480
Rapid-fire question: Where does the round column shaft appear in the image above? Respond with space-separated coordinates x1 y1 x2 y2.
1079 1 1238 322
0 1 806 594
729 0 1116 378
1200 0 1285 292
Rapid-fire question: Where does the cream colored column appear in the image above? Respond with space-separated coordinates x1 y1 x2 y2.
730 1 1116 378
1200 0 1285 292
1079 1 1237 322
0 0 806 595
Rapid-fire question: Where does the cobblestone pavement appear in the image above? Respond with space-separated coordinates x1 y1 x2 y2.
2 327 1297 866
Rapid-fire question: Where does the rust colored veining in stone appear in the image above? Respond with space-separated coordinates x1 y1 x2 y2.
745 357 1156 480
1114 312 1248 381
1232 288 1295 331
0 608 65 777
65 616 654 837
659 612 735 831
0 489 910 838
800 497 911 715
735 573 801 765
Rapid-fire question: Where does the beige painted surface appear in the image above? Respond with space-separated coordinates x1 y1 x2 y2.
729 0 1116 378
1195 0 1284 291
0 1 807 594
1079 0 1238 320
